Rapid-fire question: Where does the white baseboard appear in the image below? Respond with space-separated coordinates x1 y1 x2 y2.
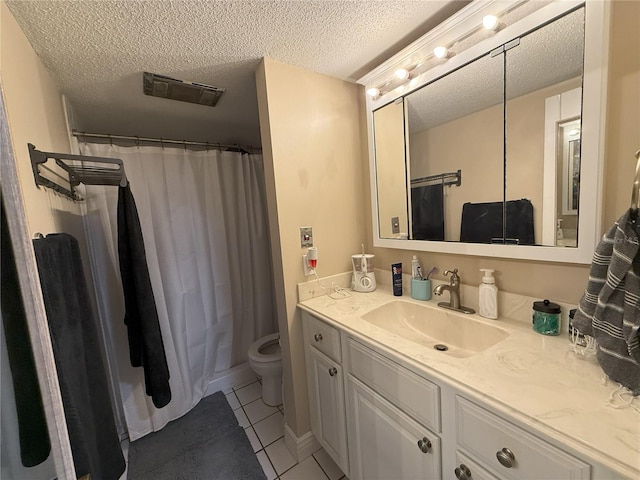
205 362 257 396
284 423 320 462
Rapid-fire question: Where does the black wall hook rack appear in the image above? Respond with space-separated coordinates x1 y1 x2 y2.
29 143 127 201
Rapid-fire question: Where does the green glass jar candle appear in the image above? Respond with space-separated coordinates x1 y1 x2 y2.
532 299 561 335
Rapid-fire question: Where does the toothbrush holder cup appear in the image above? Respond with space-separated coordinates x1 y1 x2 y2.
411 278 431 301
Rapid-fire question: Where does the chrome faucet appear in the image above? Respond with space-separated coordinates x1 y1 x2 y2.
433 269 475 314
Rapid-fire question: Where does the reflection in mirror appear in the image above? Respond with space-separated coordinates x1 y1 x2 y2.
405 53 504 242
561 122 581 215
505 7 584 247
373 101 407 238
1 316 56 479
375 5 586 248
363 0 608 263
1 206 56 479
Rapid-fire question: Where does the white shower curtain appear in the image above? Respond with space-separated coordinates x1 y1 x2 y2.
79 143 276 440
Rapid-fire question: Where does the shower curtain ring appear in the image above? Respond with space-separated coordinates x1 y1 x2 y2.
135 136 140 148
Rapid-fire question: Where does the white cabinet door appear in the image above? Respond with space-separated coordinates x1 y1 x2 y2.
347 375 441 480
307 346 349 474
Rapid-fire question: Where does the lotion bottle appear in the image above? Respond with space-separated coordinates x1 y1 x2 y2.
479 269 498 319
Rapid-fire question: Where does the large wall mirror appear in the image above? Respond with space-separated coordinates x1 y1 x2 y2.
362 0 609 263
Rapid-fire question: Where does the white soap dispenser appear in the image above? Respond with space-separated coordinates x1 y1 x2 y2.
479 269 498 319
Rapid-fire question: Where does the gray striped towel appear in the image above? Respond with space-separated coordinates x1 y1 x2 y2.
572 209 640 395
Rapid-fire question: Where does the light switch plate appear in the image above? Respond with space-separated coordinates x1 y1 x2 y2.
391 217 400 234
300 226 313 247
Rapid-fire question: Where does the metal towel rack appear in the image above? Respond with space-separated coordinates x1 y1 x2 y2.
631 150 640 221
410 169 462 188
29 143 127 201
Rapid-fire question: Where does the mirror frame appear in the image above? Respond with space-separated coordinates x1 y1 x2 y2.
359 0 610 264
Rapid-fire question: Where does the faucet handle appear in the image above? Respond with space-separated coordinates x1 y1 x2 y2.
443 269 460 285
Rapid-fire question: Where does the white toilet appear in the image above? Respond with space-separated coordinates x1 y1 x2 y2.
248 333 283 406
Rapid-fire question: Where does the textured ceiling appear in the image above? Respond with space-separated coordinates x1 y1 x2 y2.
5 0 469 147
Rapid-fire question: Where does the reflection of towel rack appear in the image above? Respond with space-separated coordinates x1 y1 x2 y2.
631 150 640 220
410 169 461 187
29 143 127 201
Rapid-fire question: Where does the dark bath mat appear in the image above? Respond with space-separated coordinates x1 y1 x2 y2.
127 391 266 480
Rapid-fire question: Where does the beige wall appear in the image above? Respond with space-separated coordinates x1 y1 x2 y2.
603 0 640 230
1 0 96 330
256 58 368 436
1 3 85 478
372 0 639 304
1 2 81 234
2 0 104 338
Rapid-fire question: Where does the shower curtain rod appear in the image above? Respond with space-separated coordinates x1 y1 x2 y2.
72 130 261 154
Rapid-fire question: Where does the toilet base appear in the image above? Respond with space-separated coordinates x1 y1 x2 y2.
261 375 283 406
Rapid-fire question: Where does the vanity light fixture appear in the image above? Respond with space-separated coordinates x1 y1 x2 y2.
395 68 410 80
433 46 449 59
366 87 381 97
482 14 499 31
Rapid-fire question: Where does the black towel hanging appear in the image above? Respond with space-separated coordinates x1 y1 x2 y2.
32 233 126 479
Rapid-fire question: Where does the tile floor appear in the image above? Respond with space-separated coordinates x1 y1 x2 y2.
225 378 348 480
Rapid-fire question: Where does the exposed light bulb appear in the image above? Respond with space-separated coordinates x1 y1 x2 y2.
366 87 380 97
433 46 448 59
568 128 580 136
483 15 499 30
395 68 410 80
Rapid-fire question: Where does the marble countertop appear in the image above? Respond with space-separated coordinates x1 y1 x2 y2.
298 283 639 479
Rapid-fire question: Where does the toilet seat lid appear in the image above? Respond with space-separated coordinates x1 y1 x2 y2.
248 333 281 362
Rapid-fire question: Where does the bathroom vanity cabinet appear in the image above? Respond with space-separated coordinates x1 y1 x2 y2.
301 307 630 480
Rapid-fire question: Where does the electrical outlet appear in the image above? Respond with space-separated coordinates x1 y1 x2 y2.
300 226 313 248
302 254 315 276
391 217 400 234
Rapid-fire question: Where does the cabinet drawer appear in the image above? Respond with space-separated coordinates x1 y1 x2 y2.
456 396 590 480
302 312 341 362
347 338 440 432
455 451 499 480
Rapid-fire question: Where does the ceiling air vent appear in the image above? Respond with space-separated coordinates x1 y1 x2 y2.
143 72 225 107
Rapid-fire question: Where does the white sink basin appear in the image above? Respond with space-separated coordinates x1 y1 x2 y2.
361 301 509 358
